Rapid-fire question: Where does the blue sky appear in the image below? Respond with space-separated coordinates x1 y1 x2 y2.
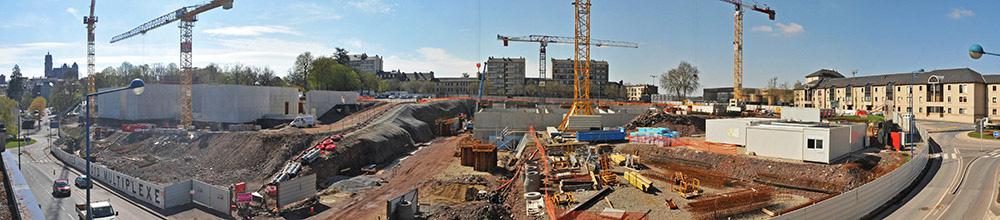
2 0 1000 94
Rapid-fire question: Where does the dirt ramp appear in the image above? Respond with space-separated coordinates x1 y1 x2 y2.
314 100 474 180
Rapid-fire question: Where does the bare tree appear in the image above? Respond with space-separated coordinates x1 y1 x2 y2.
659 61 701 101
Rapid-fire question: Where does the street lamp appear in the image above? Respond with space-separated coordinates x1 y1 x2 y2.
970 44 1000 59
83 78 144 220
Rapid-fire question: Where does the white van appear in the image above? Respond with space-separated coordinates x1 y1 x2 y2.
290 115 316 128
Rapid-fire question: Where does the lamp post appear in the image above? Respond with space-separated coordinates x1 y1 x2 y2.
83 79 144 220
970 44 1000 60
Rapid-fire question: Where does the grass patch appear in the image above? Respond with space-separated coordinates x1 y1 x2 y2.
828 114 886 123
5 138 36 149
968 131 1000 140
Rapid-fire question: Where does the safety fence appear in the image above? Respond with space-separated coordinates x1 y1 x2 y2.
50 147 232 214
775 129 929 219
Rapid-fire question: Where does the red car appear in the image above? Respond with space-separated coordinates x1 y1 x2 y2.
52 179 71 197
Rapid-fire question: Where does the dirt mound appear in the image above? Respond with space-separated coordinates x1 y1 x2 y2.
618 144 879 194
625 111 710 136
311 100 475 179
90 128 321 186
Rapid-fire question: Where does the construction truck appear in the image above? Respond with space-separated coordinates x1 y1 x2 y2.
76 200 118 220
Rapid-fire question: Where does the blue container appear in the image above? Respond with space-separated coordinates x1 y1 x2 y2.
578 128 627 142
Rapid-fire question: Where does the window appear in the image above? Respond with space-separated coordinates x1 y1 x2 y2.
994 109 998 115
807 139 824 150
948 108 952 114
959 96 967 103
947 85 951 91
947 96 951 102
994 85 997 91
994 97 998 103
959 108 966 115
959 85 966 93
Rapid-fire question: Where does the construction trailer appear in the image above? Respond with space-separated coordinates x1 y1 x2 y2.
745 121 867 164
704 118 779 145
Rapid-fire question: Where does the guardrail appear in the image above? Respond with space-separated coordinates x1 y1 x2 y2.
2 151 44 220
775 129 929 219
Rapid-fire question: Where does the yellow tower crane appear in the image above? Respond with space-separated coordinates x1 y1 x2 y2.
716 0 775 107
110 0 234 128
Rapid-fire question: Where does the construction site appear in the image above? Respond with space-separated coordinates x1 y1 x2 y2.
27 0 927 219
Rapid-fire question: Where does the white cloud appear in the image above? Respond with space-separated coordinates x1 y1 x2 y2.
350 0 395 14
751 22 804 37
287 2 344 23
775 22 805 36
750 25 773 33
203 25 301 37
949 8 974 20
384 48 477 76
65 7 79 18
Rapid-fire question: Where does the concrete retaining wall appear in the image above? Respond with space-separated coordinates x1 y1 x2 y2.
278 174 316 207
192 180 231 213
473 108 643 141
775 130 929 219
97 84 359 123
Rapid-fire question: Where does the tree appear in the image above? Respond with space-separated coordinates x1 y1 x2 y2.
659 61 701 101
308 57 362 91
6 65 24 101
286 52 313 89
0 97 19 138
793 80 804 89
357 71 382 94
462 72 470 78
28 97 45 121
49 80 81 116
334 47 350 65
766 77 780 105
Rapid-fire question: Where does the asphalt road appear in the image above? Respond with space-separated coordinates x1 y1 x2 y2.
883 120 1000 220
16 115 161 220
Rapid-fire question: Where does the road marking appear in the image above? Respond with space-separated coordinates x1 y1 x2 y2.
924 148 965 220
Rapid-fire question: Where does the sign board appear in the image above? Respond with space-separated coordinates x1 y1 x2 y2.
994 131 999 138
49 121 59 129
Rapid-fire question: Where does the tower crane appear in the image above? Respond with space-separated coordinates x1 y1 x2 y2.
716 0 774 107
84 0 97 120
497 34 637 80
110 0 234 128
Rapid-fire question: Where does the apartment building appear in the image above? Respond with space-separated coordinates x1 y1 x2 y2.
551 58 609 86
347 54 383 74
626 84 658 102
794 68 1000 123
435 77 479 96
486 57 526 96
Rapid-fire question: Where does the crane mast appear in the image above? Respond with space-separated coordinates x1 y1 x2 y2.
717 0 774 106
111 0 234 128
560 0 593 131
84 0 97 119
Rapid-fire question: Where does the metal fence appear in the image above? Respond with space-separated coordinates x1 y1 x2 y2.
775 132 929 219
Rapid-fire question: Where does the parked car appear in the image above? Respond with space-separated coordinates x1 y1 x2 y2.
289 115 316 128
330 134 343 142
77 200 118 220
75 175 92 189
52 179 71 197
